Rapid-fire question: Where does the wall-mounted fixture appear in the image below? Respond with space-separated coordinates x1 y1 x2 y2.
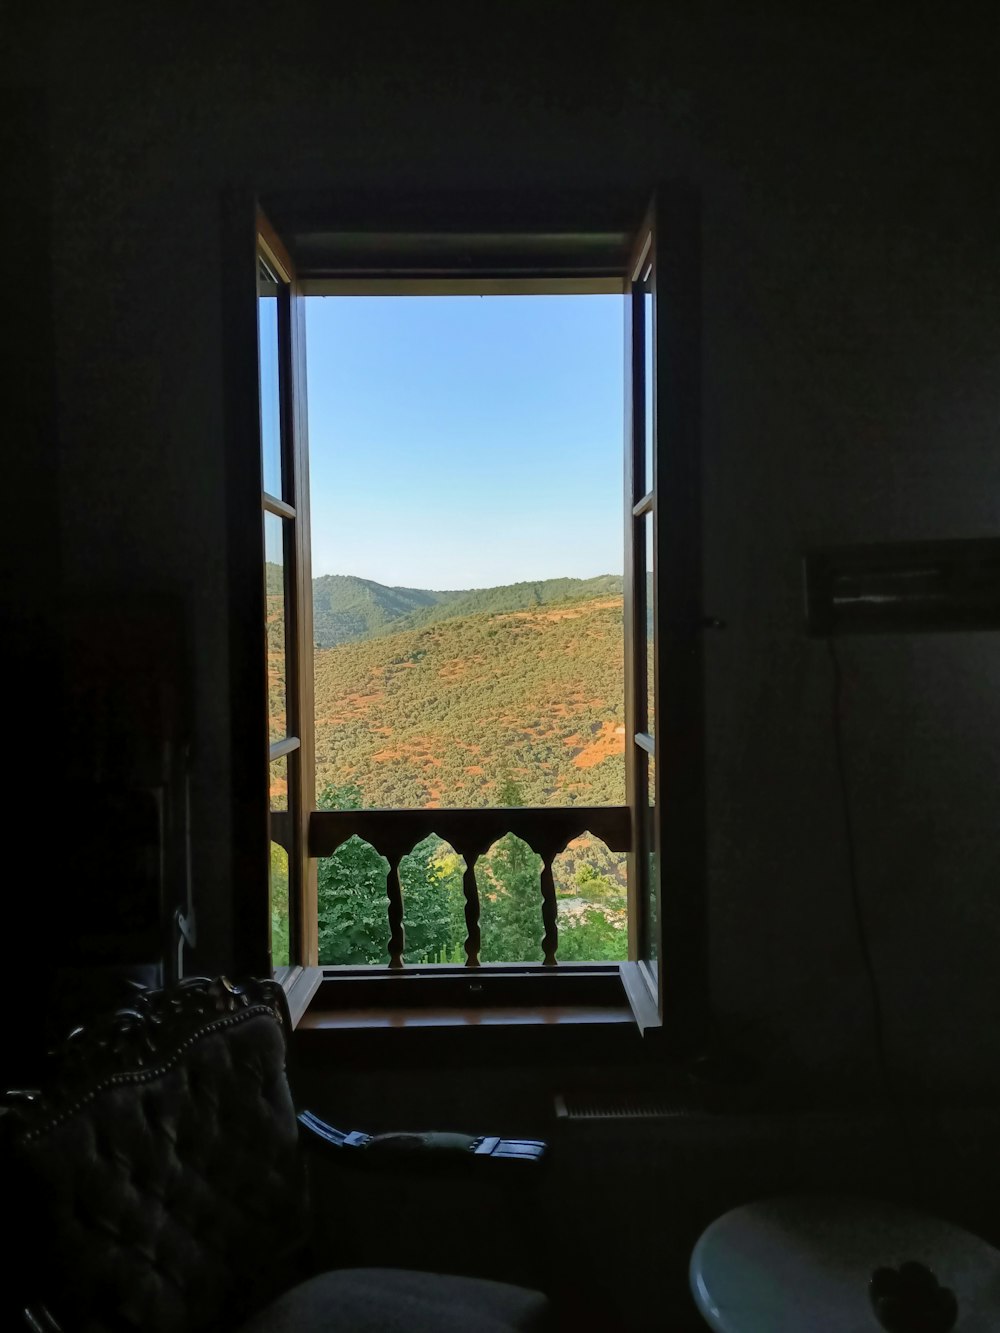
804 539 1000 636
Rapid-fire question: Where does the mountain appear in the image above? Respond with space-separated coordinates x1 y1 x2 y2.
311 572 625 648
311 574 461 647
313 590 626 809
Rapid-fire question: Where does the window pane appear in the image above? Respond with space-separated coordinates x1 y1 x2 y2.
270 841 290 968
644 511 654 736
643 281 654 493
270 755 289 968
264 512 288 742
270 753 288 811
258 264 283 499
645 752 658 969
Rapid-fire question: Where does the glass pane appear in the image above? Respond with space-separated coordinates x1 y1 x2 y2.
270 755 289 968
644 511 655 736
264 511 288 742
643 280 654 493
270 841 290 968
269 753 288 811
258 263 283 500
645 752 658 968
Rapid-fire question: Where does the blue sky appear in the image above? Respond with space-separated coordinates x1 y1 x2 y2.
304 295 624 589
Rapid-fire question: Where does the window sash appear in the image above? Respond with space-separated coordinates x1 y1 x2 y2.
256 210 316 976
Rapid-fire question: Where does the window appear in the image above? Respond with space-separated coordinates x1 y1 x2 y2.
226 191 705 1038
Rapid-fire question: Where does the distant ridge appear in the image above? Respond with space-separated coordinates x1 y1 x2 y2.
311 574 460 648
310 572 624 648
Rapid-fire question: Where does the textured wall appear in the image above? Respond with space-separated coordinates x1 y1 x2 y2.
29 6 1000 1097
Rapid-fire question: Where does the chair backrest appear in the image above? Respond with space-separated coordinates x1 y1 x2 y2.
4 977 308 1333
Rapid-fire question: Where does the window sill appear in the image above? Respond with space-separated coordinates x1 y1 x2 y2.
289 962 661 1061
298 1001 634 1031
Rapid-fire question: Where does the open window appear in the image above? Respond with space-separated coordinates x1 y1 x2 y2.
224 190 705 1040
623 196 706 1034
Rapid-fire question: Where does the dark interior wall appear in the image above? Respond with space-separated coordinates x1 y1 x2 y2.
23 7 999 1097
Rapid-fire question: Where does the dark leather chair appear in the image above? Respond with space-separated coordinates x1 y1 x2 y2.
2 977 549 1333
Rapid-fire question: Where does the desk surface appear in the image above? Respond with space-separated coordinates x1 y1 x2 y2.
690 1195 1000 1332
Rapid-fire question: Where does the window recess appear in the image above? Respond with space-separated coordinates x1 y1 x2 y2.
225 189 705 1043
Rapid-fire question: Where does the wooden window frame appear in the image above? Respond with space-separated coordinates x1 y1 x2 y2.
259 213 318 979
223 188 706 1044
623 195 708 1043
223 196 316 983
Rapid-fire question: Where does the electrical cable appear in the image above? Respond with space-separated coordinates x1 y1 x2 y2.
827 636 892 1088
827 636 928 1198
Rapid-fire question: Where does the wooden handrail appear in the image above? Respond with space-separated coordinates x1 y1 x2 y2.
308 805 631 968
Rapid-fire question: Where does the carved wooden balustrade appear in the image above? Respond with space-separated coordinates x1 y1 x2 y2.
308 806 631 968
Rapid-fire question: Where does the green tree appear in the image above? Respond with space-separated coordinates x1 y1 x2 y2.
478 833 545 963
477 775 545 962
316 783 391 964
557 908 627 962
399 837 466 963
317 782 469 964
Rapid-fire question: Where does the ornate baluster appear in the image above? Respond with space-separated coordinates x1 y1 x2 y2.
386 856 405 969
461 856 481 967
540 856 558 966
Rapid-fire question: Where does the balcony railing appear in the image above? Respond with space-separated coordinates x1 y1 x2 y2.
308 806 631 969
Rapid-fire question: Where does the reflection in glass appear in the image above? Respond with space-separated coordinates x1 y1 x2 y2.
643 283 654 493
644 511 655 736
270 755 290 968
645 753 658 967
270 841 289 969
269 754 288 811
264 512 288 742
258 264 283 499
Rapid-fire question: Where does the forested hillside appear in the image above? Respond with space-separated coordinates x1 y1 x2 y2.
313 592 626 807
311 572 625 648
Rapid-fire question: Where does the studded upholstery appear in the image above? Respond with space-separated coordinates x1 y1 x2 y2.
5 980 549 1333
9 1004 308 1333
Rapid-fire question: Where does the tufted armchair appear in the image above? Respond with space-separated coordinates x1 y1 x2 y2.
2 977 550 1333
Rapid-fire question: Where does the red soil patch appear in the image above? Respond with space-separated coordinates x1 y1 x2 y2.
571 721 626 769
372 736 443 769
496 597 621 626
